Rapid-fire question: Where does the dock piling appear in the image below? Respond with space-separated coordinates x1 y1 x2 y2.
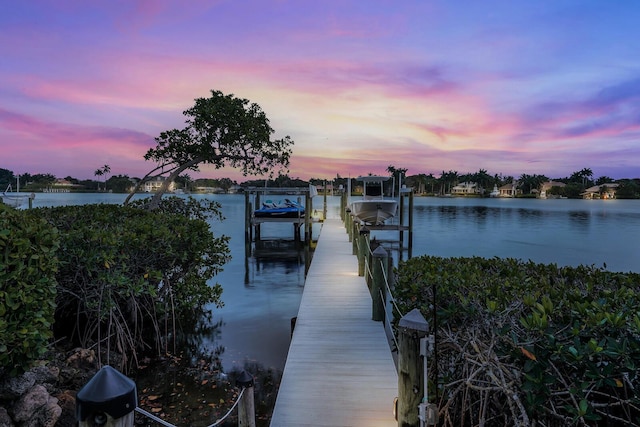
237 371 256 427
76 366 137 427
357 226 370 276
371 246 388 321
397 309 430 427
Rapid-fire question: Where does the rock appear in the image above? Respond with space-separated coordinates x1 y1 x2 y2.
0 406 14 426
13 385 62 427
65 348 97 371
0 372 35 400
54 390 77 427
0 365 59 400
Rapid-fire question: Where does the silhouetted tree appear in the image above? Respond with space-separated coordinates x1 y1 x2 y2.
125 90 293 209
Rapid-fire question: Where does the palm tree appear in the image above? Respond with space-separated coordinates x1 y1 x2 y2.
438 170 458 195
579 168 593 188
426 173 437 194
94 164 111 191
475 169 491 193
101 164 111 191
571 168 593 189
94 168 104 191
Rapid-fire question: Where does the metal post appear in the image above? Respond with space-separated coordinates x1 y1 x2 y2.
371 246 388 321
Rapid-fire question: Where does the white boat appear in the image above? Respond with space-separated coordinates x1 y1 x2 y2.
1 176 34 208
489 184 500 198
349 176 398 225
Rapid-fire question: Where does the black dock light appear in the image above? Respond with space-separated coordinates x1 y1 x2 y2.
236 370 255 388
76 365 137 426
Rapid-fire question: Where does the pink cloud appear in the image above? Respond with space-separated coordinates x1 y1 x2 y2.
0 107 155 179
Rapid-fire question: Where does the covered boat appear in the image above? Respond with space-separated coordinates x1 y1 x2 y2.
349 176 398 225
254 199 305 218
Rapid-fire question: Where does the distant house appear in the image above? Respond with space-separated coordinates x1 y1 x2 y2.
314 183 340 195
42 178 78 193
228 185 243 194
582 183 619 199
539 181 566 199
54 178 74 186
499 183 521 197
451 182 479 195
143 176 175 193
195 186 225 194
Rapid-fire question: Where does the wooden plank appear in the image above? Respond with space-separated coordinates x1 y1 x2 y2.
270 218 398 427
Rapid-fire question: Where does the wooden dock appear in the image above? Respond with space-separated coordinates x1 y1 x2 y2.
270 218 398 427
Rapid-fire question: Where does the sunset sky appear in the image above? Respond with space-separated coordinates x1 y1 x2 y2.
2 1 639 182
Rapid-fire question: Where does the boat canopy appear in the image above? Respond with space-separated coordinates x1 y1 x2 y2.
356 176 390 183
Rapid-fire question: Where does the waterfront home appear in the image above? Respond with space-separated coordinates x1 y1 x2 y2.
582 183 619 199
194 186 225 194
539 181 566 199
451 181 480 195
499 182 521 197
143 176 175 193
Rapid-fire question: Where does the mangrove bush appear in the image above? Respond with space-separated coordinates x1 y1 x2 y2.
0 204 59 376
28 197 230 371
394 256 640 426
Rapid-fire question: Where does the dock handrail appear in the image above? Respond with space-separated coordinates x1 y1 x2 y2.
355 234 405 353
135 387 247 427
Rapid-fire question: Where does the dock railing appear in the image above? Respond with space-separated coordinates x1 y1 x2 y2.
348 210 439 426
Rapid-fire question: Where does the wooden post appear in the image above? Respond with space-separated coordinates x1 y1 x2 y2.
366 239 379 288
399 192 405 252
245 191 251 244
76 366 137 427
397 309 428 427
237 370 256 427
371 246 388 321
357 226 370 276
387 254 395 296
352 220 359 255
305 192 312 244
408 191 414 259
323 181 327 220
345 208 351 233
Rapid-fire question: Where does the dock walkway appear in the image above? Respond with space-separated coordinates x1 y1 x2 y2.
270 218 398 427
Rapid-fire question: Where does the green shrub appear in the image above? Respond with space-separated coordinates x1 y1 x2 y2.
395 256 640 426
0 204 59 376
28 198 230 370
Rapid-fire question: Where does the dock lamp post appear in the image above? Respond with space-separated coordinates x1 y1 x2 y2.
76 365 137 427
397 308 438 427
236 370 256 427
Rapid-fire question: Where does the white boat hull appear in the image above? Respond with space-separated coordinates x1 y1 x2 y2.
1 193 30 208
349 199 397 225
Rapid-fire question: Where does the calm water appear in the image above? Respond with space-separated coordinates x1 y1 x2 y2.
29 193 640 374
